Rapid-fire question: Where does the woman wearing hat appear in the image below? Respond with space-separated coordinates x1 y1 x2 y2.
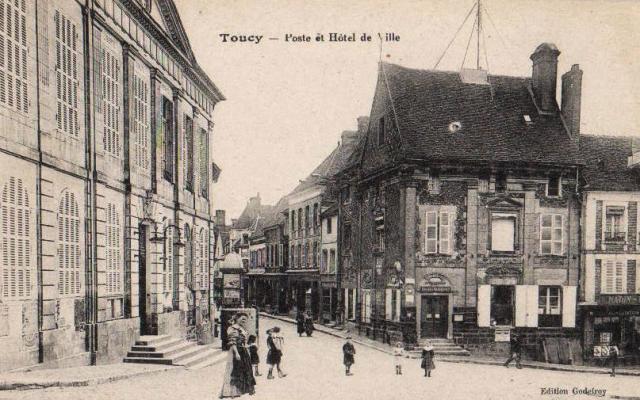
219 312 256 398
266 327 287 379
421 342 435 378
343 336 356 376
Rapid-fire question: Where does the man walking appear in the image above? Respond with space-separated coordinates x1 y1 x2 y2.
504 333 523 369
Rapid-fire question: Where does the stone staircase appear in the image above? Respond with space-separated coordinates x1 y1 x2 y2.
123 335 226 369
411 338 471 357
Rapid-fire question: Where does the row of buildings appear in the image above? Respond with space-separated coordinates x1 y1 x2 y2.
0 0 226 372
234 43 640 364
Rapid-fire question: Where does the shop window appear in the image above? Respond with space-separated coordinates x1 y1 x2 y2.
605 206 626 242
538 286 562 327
491 213 517 253
540 214 563 255
490 285 514 326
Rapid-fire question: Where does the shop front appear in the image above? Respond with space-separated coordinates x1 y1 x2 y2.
286 272 320 319
582 296 640 365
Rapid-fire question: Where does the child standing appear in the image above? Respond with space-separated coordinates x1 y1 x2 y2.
343 336 356 376
266 327 287 379
393 342 405 375
247 334 261 377
421 342 435 378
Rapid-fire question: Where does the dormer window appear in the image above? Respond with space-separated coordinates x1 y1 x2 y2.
495 173 507 193
523 115 533 125
448 121 462 133
547 175 561 197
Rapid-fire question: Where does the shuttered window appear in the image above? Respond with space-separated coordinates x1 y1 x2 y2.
0 0 28 113
425 208 454 254
199 127 208 198
1 177 33 299
163 226 174 295
54 10 79 136
362 289 372 323
132 70 149 170
161 97 174 181
101 38 121 156
57 191 81 296
183 115 193 191
195 229 207 290
602 260 626 294
184 225 192 288
105 203 122 295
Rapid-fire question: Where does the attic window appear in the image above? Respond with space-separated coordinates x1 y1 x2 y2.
523 115 533 125
448 121 462 133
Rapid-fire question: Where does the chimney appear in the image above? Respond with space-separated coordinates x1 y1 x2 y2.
561 64 583 136
215 209 226 227
341 131 359 148
530 43 561 112
357 116 370 135
231 218 238 227
249 193 261 208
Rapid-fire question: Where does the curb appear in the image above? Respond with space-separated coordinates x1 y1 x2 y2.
261 313 640 377
0 365 177 391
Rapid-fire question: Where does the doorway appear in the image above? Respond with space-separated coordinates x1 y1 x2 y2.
421 295 448 338
138 224 153 335
491 285 515 326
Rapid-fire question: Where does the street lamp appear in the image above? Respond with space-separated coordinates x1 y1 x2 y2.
150 223 186 248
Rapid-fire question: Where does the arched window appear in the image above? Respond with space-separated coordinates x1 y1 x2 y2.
57 190 81 296
1 177 33 299
105 203 122 295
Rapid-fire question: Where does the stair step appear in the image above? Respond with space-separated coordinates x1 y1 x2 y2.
175 347 222 367
123 356 174 365
170 345 211 363
131 338 184 352
188 351 227 370
135 335 172 346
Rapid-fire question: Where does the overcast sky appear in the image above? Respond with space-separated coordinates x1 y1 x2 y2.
174 0 640 222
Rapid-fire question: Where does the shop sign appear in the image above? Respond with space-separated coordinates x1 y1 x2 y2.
598 295 640 306
421 286 452 293
593 345 613 358
223 274 241 289
495 327 510 342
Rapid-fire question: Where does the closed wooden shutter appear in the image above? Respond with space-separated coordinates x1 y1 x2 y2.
101 34 121 157
439 210 451 254
627 260 636 294
105 203 121 295
55 10 79 136
595 259 602 297
425 210 437 253
395 289 401 321
628 202 637 251
0 0 27 113
385 288 392 320
477 285 491 327
57 191 81 296
562 286 577 327
515 285 527 327
595 201 603 250
526 285 538 327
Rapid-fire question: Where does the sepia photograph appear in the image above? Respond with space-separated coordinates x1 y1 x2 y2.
0 0 639 399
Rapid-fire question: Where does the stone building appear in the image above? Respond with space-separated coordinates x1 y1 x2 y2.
0 0 223 371
579 135 640 365
338 43 583 355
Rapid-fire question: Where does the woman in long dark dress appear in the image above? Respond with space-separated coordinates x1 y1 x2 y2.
295 311 305 337
219 313 256 398
421 343 435 378
343 336 356 376
304 310 314 337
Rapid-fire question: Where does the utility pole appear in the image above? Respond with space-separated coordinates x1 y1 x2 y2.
477 0 481 69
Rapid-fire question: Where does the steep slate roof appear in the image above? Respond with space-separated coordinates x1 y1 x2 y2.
263 197 289 230
233 199 273 231
580 135 640 191
378 63 582 165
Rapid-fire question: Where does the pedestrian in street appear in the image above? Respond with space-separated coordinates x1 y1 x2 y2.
343 336 356 376
247 334 261 377
304 310 315 337
296 311 305 337
421 342 435 378
219 312 256 398
266 327 287 379
393 342 405 375
609 342 620 377
503 333 523 369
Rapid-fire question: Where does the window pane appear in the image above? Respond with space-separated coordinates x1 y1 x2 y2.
554 215 562 226
426 240 437 253
541 243 552 254
541 228 551 241
542 215 552 227
426 226 436 239
427 212 437 225
492 218 515 252
553 228 562 241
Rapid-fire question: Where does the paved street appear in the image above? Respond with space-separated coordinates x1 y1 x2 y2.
4 317 639 400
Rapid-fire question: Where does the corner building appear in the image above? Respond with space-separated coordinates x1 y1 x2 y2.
339 43 582 357
0 0 224 371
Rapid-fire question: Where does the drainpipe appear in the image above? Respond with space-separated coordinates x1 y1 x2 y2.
34 0 44 364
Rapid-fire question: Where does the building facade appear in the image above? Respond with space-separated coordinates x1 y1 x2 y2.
338 44 583 356
0 0 223 371
580 135 640 365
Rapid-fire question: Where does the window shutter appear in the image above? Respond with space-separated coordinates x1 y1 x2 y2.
395 289 401 321
628 202 637 251
425 210 437 253
562 286 577 327
615 261 624 293
595 200 603 250
352 289 356 321
594 259 602 297
515 285 528 327
439 211 451 255
477 285 491 327
526 285 539 327
628 260 637 294
385 288 392 320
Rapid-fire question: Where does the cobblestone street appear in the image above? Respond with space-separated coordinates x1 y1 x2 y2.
2 317 638 400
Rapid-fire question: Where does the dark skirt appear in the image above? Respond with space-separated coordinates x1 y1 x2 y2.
220 347 256 398
249 348 260 365
296 320 305 334
343 353 355 366
304 320 314 336
421 357 435 370
267 349 282 365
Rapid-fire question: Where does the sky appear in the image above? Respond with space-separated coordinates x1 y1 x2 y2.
173 0 640 222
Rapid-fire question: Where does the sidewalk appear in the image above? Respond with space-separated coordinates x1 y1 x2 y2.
262 312 640 377
0 363 175 391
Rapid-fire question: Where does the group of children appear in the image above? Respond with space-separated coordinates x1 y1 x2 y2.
247 326 287 380
343 336 436 377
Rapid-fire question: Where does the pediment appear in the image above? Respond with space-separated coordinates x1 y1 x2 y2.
485 196 522 208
